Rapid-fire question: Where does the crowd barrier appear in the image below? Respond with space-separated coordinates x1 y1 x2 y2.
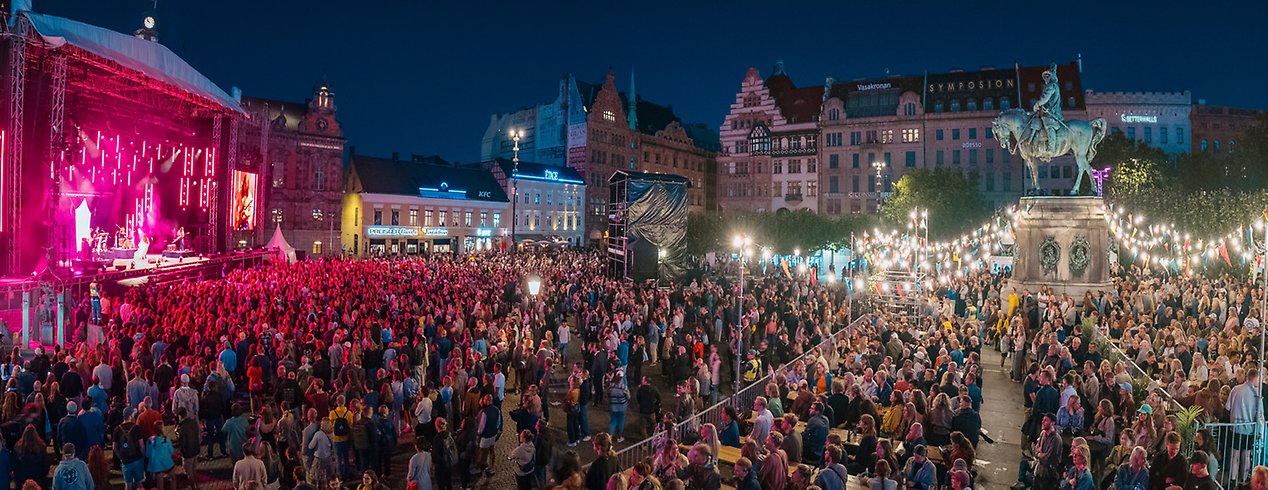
608 315 868 470
1197 420 1268 490
1090 329 1183 413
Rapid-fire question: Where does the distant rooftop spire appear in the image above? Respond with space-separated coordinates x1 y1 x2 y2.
628 69 638 131
772 59 787 77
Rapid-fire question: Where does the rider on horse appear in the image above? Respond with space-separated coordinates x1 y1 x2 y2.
1029 64 1064 156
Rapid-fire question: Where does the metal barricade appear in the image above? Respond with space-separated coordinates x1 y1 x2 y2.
1090 330 1182 412
608 315 867 470
1197 420 1268 490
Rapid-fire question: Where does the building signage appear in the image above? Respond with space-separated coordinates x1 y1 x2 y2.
927 78 1015 94
1120 114 1158 123
962 141 983 149
477 191 493 198
544 169 559 180
475 228 493 237
423 227 449 237
366 226 420 238
856 82 892 91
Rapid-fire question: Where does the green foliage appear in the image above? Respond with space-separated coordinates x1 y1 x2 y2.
1096 132 1170 170
1175 405 1205 454
1109 158 1171 198
880 168 992 239
686 212 876 256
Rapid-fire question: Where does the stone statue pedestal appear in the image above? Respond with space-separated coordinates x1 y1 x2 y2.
1008 196 1112 298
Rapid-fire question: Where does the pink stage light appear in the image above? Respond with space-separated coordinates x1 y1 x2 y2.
74 199 91 249
0 130 5 232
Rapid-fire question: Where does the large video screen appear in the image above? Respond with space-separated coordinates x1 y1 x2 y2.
230 170 258 230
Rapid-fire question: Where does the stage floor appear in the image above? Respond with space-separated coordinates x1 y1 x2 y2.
108 253 209 270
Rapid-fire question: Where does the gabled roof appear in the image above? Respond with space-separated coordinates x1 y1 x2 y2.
350 155 508 202
764 72 822 124
23 11 243 114
682 123 721 153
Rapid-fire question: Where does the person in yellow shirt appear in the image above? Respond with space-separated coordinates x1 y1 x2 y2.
329 396 355 480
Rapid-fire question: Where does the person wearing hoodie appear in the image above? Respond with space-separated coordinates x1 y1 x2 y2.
734 456 760 490
52 443 93 490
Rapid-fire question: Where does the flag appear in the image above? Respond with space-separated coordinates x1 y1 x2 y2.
1219 242 1232 267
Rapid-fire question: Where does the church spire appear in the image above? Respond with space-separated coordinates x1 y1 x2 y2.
628 69 638 131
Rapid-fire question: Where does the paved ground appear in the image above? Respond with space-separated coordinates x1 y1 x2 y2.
976 346 1027 489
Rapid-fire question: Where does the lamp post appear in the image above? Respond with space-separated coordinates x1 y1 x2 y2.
509 129 524 254
732 233 752 393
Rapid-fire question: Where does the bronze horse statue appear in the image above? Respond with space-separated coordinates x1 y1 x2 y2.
992 109 1107 195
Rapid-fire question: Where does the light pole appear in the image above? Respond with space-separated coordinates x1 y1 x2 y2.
509 130 524 254
732 233 752 394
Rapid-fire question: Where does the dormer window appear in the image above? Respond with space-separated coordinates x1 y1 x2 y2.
603 110 616 122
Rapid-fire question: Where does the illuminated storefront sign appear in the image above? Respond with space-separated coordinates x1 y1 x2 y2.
367 226 420 238
512 168 584 185
475 228 493 237
927 78 1015 94
1120 114 1158 123
424 227 449 237
857 82 892 91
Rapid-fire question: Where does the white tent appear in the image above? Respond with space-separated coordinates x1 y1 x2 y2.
265 224 297 263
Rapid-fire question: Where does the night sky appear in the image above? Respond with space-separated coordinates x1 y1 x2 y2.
40 0 1268 163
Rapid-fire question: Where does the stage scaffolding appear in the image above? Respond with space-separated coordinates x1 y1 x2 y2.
868 269 926 316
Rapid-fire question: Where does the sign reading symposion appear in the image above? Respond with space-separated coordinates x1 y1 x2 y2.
925 68 1019 96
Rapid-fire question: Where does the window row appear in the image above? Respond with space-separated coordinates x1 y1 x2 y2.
371 207 502 228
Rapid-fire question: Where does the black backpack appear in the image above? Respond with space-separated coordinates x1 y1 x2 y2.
333 408 351 438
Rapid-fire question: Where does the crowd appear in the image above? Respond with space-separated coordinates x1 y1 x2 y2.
0 246 1260 490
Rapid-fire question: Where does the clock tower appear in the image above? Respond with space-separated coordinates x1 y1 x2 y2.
134 12 158 42
301 84 341 137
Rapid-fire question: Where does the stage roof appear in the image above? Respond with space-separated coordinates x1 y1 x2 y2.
23 11 244 114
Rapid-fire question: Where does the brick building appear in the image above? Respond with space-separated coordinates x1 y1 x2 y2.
1189 102 1266 155
239 85 347 255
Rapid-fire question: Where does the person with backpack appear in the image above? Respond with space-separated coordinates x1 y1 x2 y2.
609 371 630 443
351 405 378 475
508 430 536 490
431 418 457 490
374 404 397 477
112 413 146 490
199 379 226 460
146 422 176 490
329 396 355 480
175 407 201 490
406 437 433 490
307 419 335 490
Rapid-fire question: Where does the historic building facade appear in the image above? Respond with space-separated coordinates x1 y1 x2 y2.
1085 90 1191 157
717 62 821 214
482 70 718 242
1189 102 1266 155
480 158 586 246
342 154 509 256
816 62 1086 215
240 85 347 255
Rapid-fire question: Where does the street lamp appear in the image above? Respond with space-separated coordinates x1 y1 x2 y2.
526 274 542 297
509 129 524 254
733 233 752 393
872 160 887 215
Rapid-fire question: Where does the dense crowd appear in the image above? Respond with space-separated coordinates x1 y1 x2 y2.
0 248 1262 490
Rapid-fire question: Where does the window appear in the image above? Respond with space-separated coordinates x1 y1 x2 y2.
373 209 383 226
852 175 860 192
934 101 944 113
313 167 325 191
986 149 995 164
1112 127 1122 135
1127 127 1136 140
936 129 944 141
969 149 978 166
984 98 994 111
901 128 920 143
1067 96 1075 108
1144 127 1152 143
1177 127 1185 144
546 191 553 206
1003 151 1011 165
272 208 284 223
493 212 501 228
534 192 541 204
773 182 782 197
829 176 840 193
1001 97 1011 110
808 159 817 173
985 172 995 192
883 152 892 166
1229 139 1236 153
312 241 323 254
1003 172 1012 192
881 129 894 143
425 210 433 226
905 151 916 168
953 150 961 165
936 150 945 166
865 130 878 143
850 132 862 145
867 152 876 165
438 210 447 226
950 100 961 112
852 154 860 168
806 181 817 197
952 129 961 140
479 211 488 226
1063 166 1073 179
904 102 917 116
967 99 977 112
1214 139 1221 152
1039 166 1049 179
969 128 977 139
603 110 615 122
788 181 802 197
409 209 418 226
788 159 802 174
868 174 876 192
1160 126 1168 144
773 161 782 174
1200 139 1207 152
829 154 839 169
829 108 840 121
986 127 994 139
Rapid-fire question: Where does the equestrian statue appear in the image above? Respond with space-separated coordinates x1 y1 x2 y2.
991 64 1107 195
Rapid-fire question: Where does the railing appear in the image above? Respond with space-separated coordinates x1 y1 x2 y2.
1195 421 1267 490
608 315 868 470
1089 329 1182 412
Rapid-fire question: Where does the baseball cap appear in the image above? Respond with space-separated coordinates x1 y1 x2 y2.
1119 383 1132 392
1138 403 1153 415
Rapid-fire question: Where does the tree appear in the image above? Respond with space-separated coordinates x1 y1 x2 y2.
1109 157 1169 197
685 212 876 256
880 168 991 239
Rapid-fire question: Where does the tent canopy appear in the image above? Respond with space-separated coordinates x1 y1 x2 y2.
266 224 296 263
